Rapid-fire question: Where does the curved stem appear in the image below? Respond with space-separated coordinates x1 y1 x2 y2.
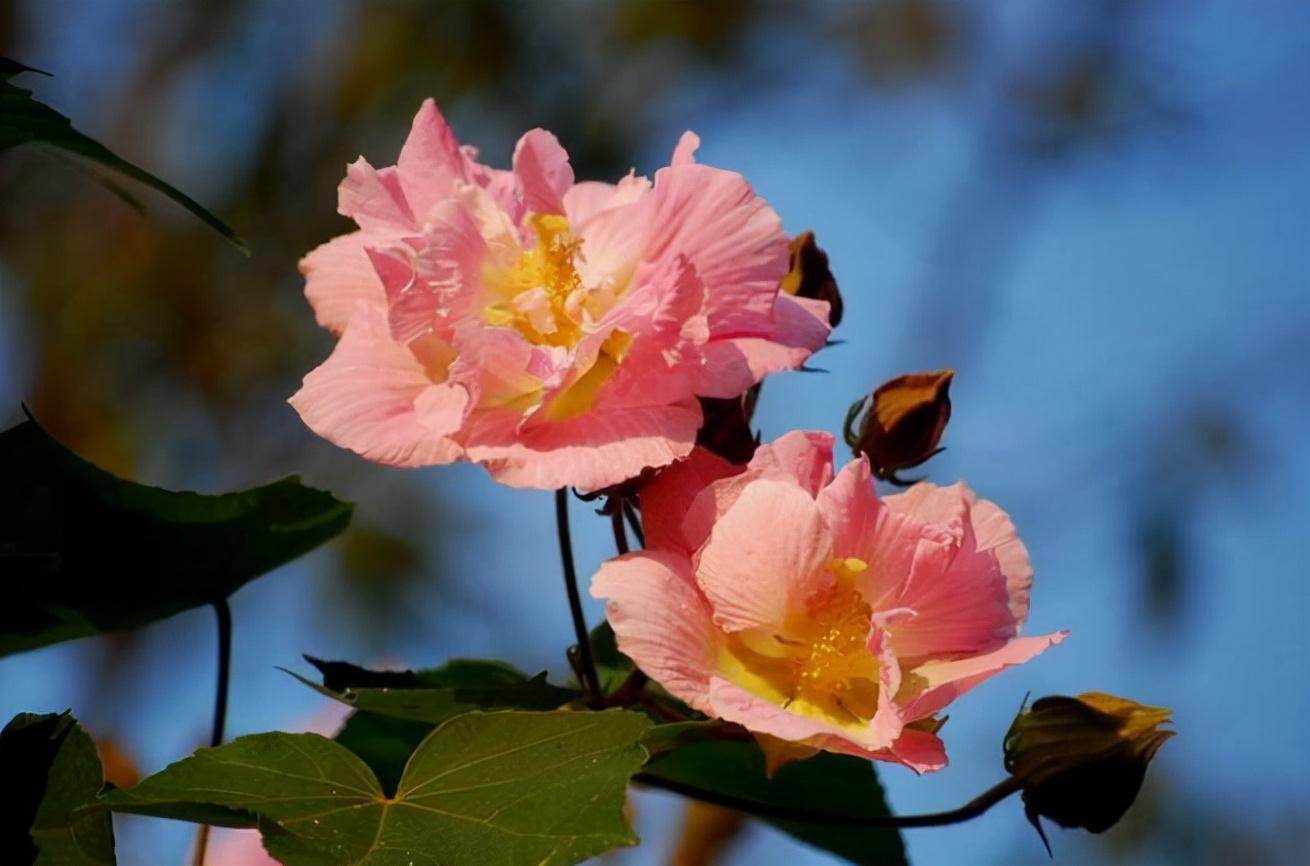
555 489 601 706
633 773 1023 829
192 599 233 866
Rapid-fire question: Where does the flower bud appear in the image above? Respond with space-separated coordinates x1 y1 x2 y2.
781 230 843 327
843 370 953 483
1004 692 1174 851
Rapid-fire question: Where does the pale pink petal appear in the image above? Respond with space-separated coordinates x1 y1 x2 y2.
512 128 574 215
464 402 701 490
694 295 831 398
575 181 655 291
901 632 1068 721
395 99 468 218
300 232 386 334
290 304 464 467
708 678 871 746
882 484 1029 661
338 158 416 233
640 164 788 336
671 131 700 166
591 550 715 713
696 479 834 631
640 448 744 553
816 457 882 563
680 470 764 556
747 430 835 497
970 497 1034 624
563 181 620 227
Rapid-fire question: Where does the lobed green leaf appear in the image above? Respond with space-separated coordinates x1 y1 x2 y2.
99 710 652 866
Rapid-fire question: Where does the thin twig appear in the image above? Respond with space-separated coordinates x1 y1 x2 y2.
622 501 645 548
192 599 233 866
633 773 1023 829
610 503 630 555
555 489 602 706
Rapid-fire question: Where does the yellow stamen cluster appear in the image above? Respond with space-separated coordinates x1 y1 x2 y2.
485 213 585 347
791 558 878 721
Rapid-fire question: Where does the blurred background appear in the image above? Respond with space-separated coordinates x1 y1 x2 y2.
1 1 1307 864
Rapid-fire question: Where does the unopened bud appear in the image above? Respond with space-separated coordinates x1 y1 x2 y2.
781 230 843 327
1005 692 1174 852
844 370 953 484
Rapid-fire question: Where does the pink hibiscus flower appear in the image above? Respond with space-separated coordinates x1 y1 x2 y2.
290 101 831 489
592 432 1066 773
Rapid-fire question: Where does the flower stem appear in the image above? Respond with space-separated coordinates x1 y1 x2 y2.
555 488 602 706
610 503 630 555
633 773 1023 829
192 598 233 866
622 501 645 548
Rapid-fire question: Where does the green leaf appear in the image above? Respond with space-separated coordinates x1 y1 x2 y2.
287 657 579 724
0 58 246 252
1 711 116 866
642 740 907 866
0 416 353 656
100 710 653 866
333 711 435 797
589 621 634 695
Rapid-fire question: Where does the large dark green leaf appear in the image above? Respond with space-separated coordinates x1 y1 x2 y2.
0 59 247 251
100 710 653 866
641 740 907 866
0 416 352 656
287 657 579 724
1 712 116 866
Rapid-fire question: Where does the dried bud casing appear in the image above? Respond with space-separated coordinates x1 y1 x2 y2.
781 230 843 327
1005 692 1174 851
844 370 954 483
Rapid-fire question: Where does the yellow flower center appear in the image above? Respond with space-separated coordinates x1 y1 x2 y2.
719 557 881 729
484 213 586 348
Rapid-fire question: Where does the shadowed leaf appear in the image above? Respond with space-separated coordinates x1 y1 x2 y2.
642 740 907 866
0 59 247 251
0 416 353 656
287 657 579 724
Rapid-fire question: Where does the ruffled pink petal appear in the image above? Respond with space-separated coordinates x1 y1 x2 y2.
575 179 655 291
640 163 788 337
338 158 416 233
376 202 488 344
640 448 744 553
881 484 1030 661
695 478 833 631
870 728 949 774
590 550 715 713
464 401 701 490
901 632 1068 721
300 232 386 335
395 99 469 219
290 303 465 467
970 496 1034 624
694 295 832 398
747 430 834 497
512 128 574 216
671 131 700 166
680 470 763 556
816 457 882 564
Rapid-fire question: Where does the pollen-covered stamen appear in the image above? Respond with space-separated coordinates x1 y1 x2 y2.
485 213 587 347
792 558 880 722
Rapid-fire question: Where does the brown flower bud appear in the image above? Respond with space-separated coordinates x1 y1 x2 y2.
844 370 953 484
781 230 843 327
1004 692 1174 852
